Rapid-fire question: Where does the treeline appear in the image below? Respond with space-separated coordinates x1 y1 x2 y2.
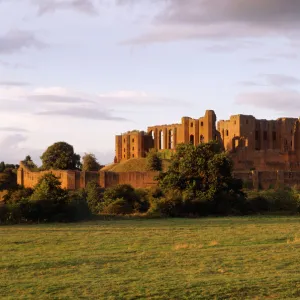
1 141 300 224
0 162 18 191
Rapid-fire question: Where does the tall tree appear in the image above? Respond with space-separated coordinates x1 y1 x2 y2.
0 162 5 173
157 141 244 203
82 153 101 171
40 142 81 170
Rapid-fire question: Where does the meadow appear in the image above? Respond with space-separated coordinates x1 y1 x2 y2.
1 217 300 299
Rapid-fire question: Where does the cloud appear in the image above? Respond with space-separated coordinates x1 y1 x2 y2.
236 90 300 114
0 60 32 69
239 74 300 88
0 134 42 164
27 94 95 104
0 30 46 54
0 81 30 87
263 74 300 87
0 127 29 132
239 81 266 87
36 107 128 121
31 0 98 15
0 85 182 122
120 0 300 44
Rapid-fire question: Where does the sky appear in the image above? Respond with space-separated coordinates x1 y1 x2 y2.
1 0 300 165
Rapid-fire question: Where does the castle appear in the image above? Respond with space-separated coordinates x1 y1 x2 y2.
17 109 300 191
115 110 300 172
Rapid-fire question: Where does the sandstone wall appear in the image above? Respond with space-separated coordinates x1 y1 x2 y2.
99 171 158 189
17 162 99 190
18 162 300 191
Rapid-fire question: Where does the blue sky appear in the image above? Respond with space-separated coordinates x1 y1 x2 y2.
1 0 300 164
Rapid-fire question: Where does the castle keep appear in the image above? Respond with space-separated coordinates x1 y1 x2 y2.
116 110 300 171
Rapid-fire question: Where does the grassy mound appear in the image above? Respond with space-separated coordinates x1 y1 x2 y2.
101 158 170 173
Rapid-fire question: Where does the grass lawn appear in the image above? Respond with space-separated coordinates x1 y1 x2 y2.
1 217 300 299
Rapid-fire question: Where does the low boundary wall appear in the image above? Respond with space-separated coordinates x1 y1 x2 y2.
17 162 300 190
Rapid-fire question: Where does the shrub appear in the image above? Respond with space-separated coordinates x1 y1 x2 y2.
146 149 162 171
102 198 133 215
85 180 104 214
246 189 299 214
102 184 149 215
4 187 33 204
148 190 183 217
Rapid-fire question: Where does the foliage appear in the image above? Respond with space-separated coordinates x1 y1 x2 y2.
30 173 68 203
0 161 5 172
0 175 91 224
146 149 163 171
85 180 104 214
102 198 134 215
40 142 81 170
102 184 149 214
82 153 101 171
4 187 33 204
246 189 300 214
0 169 17 191
156 141 245 215
22 155 38 170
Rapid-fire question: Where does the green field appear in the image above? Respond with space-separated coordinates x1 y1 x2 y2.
1 217 300 299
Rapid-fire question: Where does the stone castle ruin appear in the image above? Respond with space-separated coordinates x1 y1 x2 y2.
116 110 300 172
17 109 300 190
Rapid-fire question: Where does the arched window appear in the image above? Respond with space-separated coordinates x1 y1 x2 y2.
190 134 195 145
191 123 194 128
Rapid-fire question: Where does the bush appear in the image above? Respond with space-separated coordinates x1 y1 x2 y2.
146 149 162 171
101 184 150 215
4 187 33 204
147 190 183 217
102 198 133 215
0 174 92 224
85 181 104 214
246 189 299 214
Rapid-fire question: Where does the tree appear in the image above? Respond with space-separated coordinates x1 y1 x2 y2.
146 149 162 171
85 180 104 214
82 153 101 171
0 162 5 173
30 173 68 202
23 155 38 170
40 142 81 170
157 141 244 212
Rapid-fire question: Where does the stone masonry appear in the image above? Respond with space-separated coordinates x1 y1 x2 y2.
115 110 300 172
